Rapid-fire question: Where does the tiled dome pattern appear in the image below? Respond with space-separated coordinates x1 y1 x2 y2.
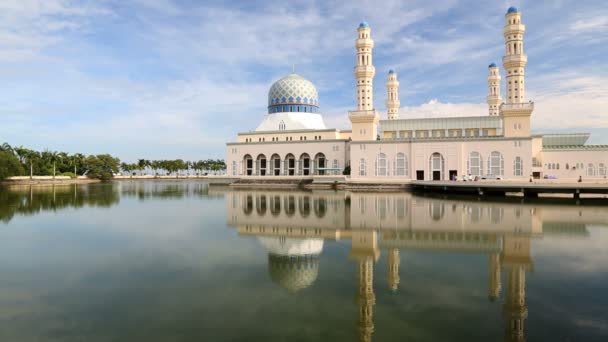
268 73 319 114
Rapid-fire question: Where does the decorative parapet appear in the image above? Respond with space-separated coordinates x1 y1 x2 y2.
349 110 380 123
500 102 534 115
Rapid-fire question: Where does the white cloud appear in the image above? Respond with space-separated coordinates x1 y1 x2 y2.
398 99 486 119
571 15 608 33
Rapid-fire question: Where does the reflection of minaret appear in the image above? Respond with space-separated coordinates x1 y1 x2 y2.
501 235 532 342
488 253 502 301
350 230 380 342
387 248 400 291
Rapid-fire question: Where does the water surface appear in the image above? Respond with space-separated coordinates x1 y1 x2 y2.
1 181 607 341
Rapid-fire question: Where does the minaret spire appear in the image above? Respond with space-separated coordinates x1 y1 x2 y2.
487 63 502 116
386 70 400 120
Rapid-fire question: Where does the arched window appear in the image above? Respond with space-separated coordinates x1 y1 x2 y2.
599 163 607 176
429 152 445 180
513 156 523 176
467 152 483 176
359 158 366 176
376 153 387 176
396 153 407 176
488 151 504 176
587 163 596 176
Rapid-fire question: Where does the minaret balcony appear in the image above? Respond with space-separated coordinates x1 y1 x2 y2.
503 24 525 34
354 65 376 77
502 54 527 67
355 39 374 48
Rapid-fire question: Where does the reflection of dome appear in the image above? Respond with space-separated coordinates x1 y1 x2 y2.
258 236 323 257
267 73 319 114
258 237 324 292
269 254 319 293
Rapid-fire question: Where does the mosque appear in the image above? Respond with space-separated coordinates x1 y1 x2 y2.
226 7 607 181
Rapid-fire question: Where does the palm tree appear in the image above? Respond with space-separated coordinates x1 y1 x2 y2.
72 153 85 176
48 151 60 179
138 159 147 176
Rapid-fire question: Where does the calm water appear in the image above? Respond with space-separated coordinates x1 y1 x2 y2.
1 181 607 342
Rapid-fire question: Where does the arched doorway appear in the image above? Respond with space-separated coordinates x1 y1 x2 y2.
314 153 326 175
429 152 444 181
270 154 281 176
300 153 311 176
256 154 267 176
243 154 253 176
284 153 296 176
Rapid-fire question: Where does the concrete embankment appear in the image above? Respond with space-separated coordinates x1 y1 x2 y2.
1 176 100 186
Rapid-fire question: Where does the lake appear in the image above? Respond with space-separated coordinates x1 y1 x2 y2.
1 181 607 341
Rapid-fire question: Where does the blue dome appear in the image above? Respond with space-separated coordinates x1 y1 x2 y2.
488 63 497 68
507 6 518 14
267 73 320 114
359 22 369 28
388 69 395 74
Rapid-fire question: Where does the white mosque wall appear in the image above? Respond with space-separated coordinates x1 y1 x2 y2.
349 138 532 181
539 149 608 179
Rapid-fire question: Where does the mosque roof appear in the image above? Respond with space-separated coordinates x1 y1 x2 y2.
267 73 319 112
488 62 497 68
507 6 518 14
359 22 369 28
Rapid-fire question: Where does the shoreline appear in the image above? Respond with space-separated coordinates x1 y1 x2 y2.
3 176 608 199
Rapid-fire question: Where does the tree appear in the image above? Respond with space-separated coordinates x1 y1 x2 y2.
85 154 120 181
0 151 24 180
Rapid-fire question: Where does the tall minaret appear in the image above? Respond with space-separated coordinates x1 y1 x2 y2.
500 6 534 138
487 63 502 116
349 22 380 141
355 22 375 111
386 70 400 120
503 7 527 104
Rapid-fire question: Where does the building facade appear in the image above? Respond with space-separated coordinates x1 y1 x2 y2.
226 7 608 181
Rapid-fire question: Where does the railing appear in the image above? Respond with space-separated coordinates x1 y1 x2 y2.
501 102 534 111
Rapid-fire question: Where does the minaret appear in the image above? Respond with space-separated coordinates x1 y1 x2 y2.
386 70 400 120
356 22 375 111
503 7 526 104
349 22 380 141
387 248 400 291
487 63 502 116
500 6 534 138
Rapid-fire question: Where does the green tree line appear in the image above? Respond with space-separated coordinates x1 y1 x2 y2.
0 142 225 181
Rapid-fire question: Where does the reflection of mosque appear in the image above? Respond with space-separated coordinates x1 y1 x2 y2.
226 191 602 342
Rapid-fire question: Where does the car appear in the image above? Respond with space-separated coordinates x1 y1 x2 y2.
481 174 503 180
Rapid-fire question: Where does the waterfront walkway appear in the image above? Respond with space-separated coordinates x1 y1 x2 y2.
411 181 608 199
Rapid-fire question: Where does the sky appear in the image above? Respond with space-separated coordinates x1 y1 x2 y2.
0 0 607 161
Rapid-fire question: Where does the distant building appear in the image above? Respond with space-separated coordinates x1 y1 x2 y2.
226 7 607 181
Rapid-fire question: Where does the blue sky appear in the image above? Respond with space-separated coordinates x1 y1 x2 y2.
1 0 607 161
